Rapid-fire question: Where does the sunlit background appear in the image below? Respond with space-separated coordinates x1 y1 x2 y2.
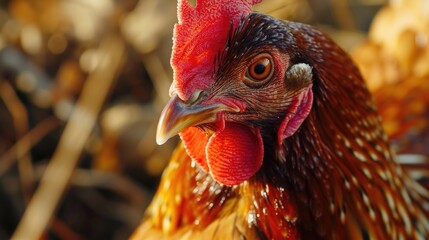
0 0 428 239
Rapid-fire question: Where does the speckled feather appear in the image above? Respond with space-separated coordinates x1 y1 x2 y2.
132 11 429 240
281 21 429 237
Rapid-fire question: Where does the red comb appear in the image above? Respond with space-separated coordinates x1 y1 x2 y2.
171 0 262 100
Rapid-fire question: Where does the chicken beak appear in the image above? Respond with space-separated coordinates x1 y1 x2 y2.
156 94 230 145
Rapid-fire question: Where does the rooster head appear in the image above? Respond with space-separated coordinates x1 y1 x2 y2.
156 0 314 186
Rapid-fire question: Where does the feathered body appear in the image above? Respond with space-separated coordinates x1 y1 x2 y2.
132 1 429 239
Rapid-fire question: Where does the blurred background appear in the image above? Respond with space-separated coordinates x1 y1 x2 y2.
0 0 428 239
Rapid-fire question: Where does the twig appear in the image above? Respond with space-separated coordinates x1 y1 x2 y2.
0 81 33 203
72 169 150 226
32 165 151 227
332 0 356 31
11 35 125 240
142 53 172 106
256 0 299 15
50 218 82 240
0 117 60 176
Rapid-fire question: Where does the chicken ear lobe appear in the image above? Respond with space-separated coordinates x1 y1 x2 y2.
277 63 314 147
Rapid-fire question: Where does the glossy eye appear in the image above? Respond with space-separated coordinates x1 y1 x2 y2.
245 54 274 87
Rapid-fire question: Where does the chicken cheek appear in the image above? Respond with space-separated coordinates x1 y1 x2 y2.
180 123 264 186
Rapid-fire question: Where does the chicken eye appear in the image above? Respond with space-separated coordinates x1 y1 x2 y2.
245 54 273 87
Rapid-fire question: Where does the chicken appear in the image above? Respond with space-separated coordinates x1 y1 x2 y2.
132 0 429 239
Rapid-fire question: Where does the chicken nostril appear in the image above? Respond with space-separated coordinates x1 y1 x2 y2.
186 90 207 105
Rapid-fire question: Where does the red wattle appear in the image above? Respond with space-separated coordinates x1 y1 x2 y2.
179 127 209 171
206 123 264 186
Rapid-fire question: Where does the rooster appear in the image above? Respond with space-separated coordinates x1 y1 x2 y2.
131 0 429 239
